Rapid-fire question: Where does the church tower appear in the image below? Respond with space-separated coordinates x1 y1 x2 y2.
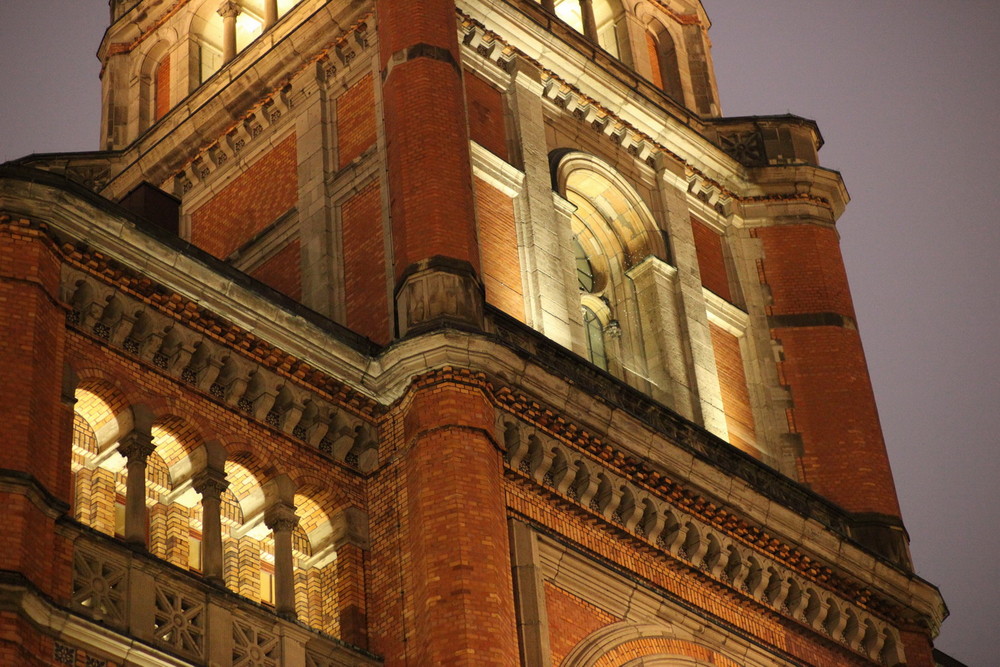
0 0 946 665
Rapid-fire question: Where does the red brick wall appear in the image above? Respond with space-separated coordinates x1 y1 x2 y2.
190 133 298 259
545 582 616 665
337 74 376 169
475 177 524 321
777 327 901 515
342 181 390 344
154 55 170 121
378 0 480 280
691 218 731 301
465 71 508 161
0 220 74 599
755 225 854 318
250 239 302 300
709 323 758 457
756 224 900 516
401 382 519 665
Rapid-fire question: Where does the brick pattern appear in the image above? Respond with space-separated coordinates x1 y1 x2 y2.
593 638 740 667
0 219 74 600
465 70 508 160
250 239 302 300
646 31 663 89
475 177 524 321
337 74 376 169
154 55 170 121
506 475 873 667
777 327 901 515
708 323 758 456
190 133 298 259
756 224 900 516
755 225 855 318
366 376 519 666
379 0 480 279
342 181 390 344
691 218 732 301
544 582 617 666
400 383 518 665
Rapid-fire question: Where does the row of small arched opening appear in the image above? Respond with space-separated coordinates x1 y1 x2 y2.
70 375 347 636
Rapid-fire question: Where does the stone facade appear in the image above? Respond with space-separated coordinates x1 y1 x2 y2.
0 0 947 665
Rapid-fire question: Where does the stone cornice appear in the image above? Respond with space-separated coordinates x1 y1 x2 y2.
457 6 844 218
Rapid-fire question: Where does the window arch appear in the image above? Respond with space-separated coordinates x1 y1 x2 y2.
646 20 684 103
554 151 667 384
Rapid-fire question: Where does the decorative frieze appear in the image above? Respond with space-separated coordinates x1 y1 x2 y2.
60 265 379 472
500 416 905 665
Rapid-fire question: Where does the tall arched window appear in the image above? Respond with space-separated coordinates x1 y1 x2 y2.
646 21 684 103
554 151 668 386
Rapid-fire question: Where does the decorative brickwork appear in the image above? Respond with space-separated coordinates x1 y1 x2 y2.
475 177 524 321
342 180 390 344
190 133 298 260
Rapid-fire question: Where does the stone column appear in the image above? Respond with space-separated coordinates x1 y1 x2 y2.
580 0 599 42
265 503 299 619
117 430 156 547
264 0 278 27
193 468 229 585
218 1 242 63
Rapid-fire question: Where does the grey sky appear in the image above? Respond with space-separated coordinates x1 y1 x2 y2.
1 1 996 664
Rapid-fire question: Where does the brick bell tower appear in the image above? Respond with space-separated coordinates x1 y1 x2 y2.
0 0 947 665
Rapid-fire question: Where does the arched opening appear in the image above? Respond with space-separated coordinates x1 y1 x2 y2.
646 21 684 103
71 384 133 537
189 0 303 86
550 0 624 58
138 40 171 130
555 151 666 384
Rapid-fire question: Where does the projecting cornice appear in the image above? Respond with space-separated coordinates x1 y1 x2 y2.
457 5 849 220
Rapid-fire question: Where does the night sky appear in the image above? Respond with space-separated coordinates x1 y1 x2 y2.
1 1 997 664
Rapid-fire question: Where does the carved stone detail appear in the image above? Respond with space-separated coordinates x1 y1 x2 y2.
72 546 128 628
152 583 206 658
232 618 280 667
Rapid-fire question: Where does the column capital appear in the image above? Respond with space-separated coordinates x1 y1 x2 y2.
117 430 155 461
264 503 299 533
217 1 242 19
192 468 229 499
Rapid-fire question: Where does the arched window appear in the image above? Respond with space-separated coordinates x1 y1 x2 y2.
554 151 668 386
549 0 623 58
646 21 684 103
